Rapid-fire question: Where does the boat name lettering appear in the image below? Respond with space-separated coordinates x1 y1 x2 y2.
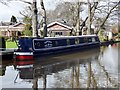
44 41 52 48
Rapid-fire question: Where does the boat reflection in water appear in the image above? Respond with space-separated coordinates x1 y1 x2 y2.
15 49 100 79
2 45 118 89
0 60 13 76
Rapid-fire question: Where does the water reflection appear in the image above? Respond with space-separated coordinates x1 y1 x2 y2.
1 45 119 89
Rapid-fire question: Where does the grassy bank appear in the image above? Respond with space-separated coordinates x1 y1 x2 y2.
6 41 18 48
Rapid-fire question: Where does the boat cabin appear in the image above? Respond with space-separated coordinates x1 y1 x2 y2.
18 35 100 52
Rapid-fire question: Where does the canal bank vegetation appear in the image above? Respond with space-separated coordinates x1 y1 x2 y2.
6 41 17 48
0 37 17 48
0 36 18 48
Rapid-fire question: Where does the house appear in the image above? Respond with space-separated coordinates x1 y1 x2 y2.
0 22 24 37
39 21 72 37
82 25 95 35
105 30 113 40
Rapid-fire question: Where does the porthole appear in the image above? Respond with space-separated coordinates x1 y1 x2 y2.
37 42 40 47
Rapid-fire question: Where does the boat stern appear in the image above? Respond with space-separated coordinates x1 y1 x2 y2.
14 52 33 60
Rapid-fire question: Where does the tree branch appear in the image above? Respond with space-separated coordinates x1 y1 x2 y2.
17 0 32 5
100 1 120 28
91 2 98 20
80 2 98 31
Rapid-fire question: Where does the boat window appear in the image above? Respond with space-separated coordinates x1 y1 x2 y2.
69 38 75 45
88 38 92 42
55 41 58 46
37 42 40 47
67 39 70 45
34 40 45 49
75 38 79 44
57 39 67 46
55 32 63 35
51 40 56 47
95 37 100 42
79 37 84 43
92 38 96 42
84 37 88 42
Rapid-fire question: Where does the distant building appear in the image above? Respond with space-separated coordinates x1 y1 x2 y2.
104 29 113 40
39 21 72 37
0 22 24 37
82 25 95 35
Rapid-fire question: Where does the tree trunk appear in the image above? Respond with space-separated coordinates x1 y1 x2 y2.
43 75 47 90
118 3 120 33
76 2 81 36
91 2 98 20
32 0 38 37
87 62 92 89
40 0 47 37
80 2 98 34
87 1 92 35
32 78 38 90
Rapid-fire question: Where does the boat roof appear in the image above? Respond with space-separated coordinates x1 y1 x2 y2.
19 35 97 40
45 35 97 39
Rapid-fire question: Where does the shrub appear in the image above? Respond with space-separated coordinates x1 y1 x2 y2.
23 29 32 36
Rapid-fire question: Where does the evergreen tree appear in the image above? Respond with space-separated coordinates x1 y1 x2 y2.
10 15 17 24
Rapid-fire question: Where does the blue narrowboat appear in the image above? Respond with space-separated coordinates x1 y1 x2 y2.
14 35 100 60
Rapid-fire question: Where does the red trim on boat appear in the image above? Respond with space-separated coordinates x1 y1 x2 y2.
16 55 33 60
16 61 34 66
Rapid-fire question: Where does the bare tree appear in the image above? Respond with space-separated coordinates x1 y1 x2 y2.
19 6 32 18
87 0 92 35
80 2 98 35
99 1 120 29
3 0 39 37
76 2 81 36
40 0 47 37
46 2 84 36
18 0 39 37
32 0 38 37
80 1 119 35
0 0 12 5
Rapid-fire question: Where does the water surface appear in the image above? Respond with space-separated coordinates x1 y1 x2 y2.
0 44 119 89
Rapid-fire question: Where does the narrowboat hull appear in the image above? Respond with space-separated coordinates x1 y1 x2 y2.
15 52 33 60
33 42 100 56
14 35 100 60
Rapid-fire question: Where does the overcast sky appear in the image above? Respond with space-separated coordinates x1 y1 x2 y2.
0 0 59 22
0 0 97 22
0 0 118 22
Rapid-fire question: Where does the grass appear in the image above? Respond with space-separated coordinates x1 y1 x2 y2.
6 41 18 48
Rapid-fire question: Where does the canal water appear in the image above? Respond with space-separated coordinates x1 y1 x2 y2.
0 44 119 89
